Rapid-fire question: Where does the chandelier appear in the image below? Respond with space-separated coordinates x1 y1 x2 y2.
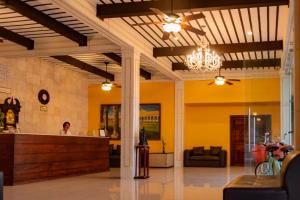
185 39 221 72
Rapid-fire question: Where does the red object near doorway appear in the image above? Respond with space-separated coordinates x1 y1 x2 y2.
252 144 267 163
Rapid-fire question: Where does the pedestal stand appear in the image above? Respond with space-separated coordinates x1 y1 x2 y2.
134 145 149 179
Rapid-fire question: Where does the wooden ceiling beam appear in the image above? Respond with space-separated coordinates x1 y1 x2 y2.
0 26 34 49
97 0 288 18
103 53 152 80
51 56 114 81
3 0 87 46
172 59 281 70
154 41 283 57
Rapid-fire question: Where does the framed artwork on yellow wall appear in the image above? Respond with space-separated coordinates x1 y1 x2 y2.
100 103 161 140
100 104 121 140
140 104 161 140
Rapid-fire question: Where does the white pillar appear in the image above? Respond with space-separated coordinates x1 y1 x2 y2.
120 47 140 179
280 72 292 144
294 0 300 150
174 81 184 167
173 167 184 199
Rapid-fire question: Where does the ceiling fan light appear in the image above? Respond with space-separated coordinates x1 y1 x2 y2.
163 22 181 33
101 82 112 91
215 77 225 85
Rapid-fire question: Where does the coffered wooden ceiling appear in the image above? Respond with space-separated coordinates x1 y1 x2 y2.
0 0 290 80
97 0 289 71
42 53 167 81
0 0 154 80
0 0 97 47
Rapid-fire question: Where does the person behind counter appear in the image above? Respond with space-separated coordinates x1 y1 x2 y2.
60 121 72 136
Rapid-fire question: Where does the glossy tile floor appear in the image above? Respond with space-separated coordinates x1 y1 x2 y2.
4 167 252 200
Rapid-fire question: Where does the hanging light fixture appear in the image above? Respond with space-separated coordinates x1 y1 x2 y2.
101 82 112 91
185 38 221 72
101 62 112 91
162 15 182 33
214 76 225 85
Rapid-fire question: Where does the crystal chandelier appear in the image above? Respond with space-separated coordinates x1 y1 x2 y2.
185 38 221 72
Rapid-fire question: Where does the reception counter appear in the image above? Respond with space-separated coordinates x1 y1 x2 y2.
0 134 109 185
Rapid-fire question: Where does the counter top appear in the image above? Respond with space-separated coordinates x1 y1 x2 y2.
0 132 109 139
0 133 109 185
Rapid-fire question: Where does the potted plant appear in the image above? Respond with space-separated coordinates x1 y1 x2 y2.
162 138 166 154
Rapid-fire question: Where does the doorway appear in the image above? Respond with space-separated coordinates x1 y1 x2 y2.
230 115 272 166
230 116 247 166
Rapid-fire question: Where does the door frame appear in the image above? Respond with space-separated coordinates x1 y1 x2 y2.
230 115 248 166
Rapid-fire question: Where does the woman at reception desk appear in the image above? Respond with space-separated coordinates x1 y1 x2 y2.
59 121 72 136
0 132 109 185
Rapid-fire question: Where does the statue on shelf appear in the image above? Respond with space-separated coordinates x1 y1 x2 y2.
1 97 21 130
0 108 5 132
139 127 148 146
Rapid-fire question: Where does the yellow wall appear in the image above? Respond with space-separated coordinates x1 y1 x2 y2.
184 78 281 164
184 102 280 163
88 78 280 162
185 78 280 103
88 82 175 153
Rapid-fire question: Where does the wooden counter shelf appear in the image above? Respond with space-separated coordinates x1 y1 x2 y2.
0 134 109 185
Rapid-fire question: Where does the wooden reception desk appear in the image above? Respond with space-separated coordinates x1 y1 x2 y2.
0 134 109 185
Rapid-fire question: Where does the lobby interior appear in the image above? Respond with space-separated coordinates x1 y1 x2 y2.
0 0 299 199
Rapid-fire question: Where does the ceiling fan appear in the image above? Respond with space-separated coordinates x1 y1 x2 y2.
208 69 240 86
132 0 206 40
101 62 121 91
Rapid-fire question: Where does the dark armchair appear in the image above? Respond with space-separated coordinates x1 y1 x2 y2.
0 171 3 200
184 146 227 167
223 151 300 200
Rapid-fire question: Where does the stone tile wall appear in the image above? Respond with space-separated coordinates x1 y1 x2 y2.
0 57 88 135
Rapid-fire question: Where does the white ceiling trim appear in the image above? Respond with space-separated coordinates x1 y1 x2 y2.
51 0 182 81
0 36 119 57
181 68 280 80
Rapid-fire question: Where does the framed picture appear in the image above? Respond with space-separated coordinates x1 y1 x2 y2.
99 129 106 137
100 104 121 140
140 104 161 140
100 103 161 140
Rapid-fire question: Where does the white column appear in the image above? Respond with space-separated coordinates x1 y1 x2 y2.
280 72 292 144
294 0 300 150
174 81 184 167
120 47 140 179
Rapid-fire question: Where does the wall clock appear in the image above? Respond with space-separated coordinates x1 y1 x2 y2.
38 89 50 105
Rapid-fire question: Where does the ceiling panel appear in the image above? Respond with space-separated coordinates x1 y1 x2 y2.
230 9 246 43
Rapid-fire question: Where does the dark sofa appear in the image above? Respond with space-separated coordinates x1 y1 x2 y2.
0 171 3 200
223 151 300 200
109 144 120 168
184 146 227 167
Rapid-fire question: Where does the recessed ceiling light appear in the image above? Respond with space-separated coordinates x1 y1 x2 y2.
247 31 253 35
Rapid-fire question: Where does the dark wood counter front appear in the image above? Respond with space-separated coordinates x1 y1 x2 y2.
0 134 109 185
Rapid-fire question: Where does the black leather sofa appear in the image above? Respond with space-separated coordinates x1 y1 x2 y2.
223 151 300 200
184 146 227 167
0 171 3 200
109 144 120 168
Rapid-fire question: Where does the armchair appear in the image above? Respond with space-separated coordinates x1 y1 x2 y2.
223 151 300 200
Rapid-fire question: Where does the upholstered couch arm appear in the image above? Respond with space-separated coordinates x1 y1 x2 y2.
184 150 192 162
219 150 227 167
0 171 3 200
